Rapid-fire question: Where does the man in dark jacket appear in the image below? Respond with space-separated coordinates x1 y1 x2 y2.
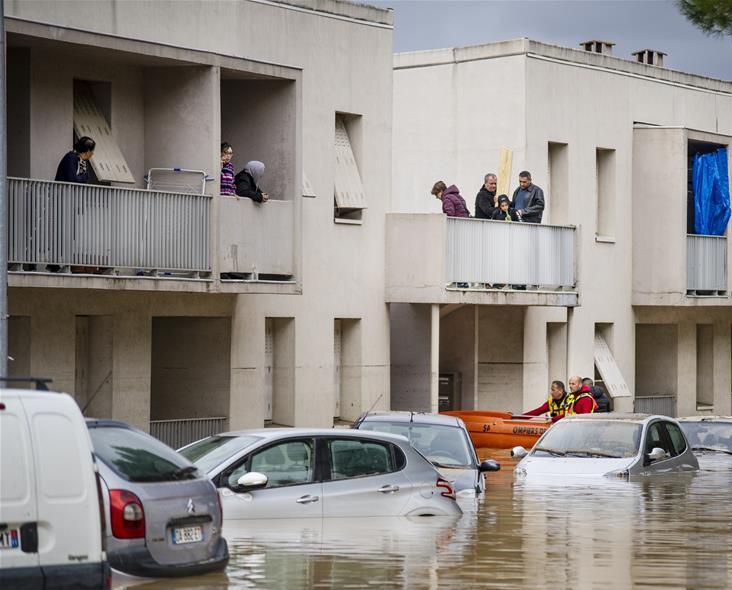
235 160 269 203
474 173 497 219
511 171 545 223
55 136 95 183
582 378 611 413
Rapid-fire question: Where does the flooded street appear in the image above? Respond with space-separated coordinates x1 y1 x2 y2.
114 452 732 590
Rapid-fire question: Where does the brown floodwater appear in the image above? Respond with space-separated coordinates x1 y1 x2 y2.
114 450 732 590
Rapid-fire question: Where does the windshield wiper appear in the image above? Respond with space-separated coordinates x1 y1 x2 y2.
533 446 566 457
563 449 624 459
171 465 199 480
431 461 471 469
691 446 732 455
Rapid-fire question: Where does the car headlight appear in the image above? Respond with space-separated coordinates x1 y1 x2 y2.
514 467 527 478
604 469 629 480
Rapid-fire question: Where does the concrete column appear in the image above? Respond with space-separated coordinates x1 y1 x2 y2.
522 308 548 410
566 307 594 381
30 310 75 395
229 298 265 429
676 320 697 417
430 303 440 414
713 322 732 415
112 311 151 431
389 304 431 411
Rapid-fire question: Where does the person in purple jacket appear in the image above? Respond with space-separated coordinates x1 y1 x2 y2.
431 180 470 217
55 136 95 183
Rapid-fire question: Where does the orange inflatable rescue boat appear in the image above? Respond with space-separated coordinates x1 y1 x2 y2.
442 411 551 449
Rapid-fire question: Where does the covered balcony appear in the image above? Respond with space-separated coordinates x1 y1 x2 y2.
386 214 578 306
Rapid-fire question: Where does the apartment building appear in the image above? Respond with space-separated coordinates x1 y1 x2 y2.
4 0 394 441
390 39 732 418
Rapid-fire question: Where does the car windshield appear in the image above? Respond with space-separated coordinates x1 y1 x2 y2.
679 421 732 453
359 421 474 468
89 426 198 483
532 421 642 459
179 435 262 474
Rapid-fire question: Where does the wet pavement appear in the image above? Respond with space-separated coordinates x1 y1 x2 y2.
114 450 732 590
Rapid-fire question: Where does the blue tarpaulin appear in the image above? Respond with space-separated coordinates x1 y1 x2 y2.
693 147 730 236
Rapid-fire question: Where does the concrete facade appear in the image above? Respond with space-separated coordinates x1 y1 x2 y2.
5 0 393 431
391 39 732 417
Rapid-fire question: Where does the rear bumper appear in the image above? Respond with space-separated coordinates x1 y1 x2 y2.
109 536 228 578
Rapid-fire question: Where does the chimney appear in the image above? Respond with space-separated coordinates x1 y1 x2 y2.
632 49 667 67
579 40 615 55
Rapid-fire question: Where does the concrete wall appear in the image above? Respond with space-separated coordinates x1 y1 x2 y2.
390 303 431 411
8 316 31 377
150 317 231 420
7 48 30 178
635 324 678 397
440 306 476 410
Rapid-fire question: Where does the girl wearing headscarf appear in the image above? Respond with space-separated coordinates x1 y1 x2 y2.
234 160 269 203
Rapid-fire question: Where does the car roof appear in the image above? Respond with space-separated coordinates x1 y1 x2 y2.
562 413 674 424
676 415 732 423
213 427 410 444
85 418 135 429
358 411 464 427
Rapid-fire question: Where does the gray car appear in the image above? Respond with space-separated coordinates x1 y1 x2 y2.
179 428 462 519
86 420 228 577
512 413 699 478
352 411 500 494
677 416 732 455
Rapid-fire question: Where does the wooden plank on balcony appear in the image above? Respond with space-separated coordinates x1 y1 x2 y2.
73 86 135 184
594 335 632 398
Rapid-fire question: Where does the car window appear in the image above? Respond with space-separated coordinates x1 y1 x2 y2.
328 438 395 480
679 421 732 451
664 422 687 456
531 421 642 458
358 421 474 467
180 435 261 474
644 422 672 457
89 425 197 482
226 439 314 489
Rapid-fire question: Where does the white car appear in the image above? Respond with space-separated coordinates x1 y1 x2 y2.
180 428 462 519
0 389 110 589
512 413 699 479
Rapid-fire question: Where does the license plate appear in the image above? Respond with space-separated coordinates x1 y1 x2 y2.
0 529 20 549
172 525 203 545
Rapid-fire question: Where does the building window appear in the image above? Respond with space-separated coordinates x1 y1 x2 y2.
596 148 616 240
334 114 366 222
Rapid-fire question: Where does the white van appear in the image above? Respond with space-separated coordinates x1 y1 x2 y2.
0 388 110 589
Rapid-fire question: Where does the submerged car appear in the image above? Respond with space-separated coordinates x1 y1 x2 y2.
86 419 229 577
512 413 699 478
352 411 500 494
179 428 462 519
677 416 732 454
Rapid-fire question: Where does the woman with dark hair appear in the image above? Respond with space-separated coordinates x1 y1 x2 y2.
431 180 469 217
55 136 96 183
220 142 236 196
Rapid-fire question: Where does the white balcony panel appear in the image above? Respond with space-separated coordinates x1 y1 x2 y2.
686 234 727 293
219 198 294 277
445 218 575 287
8 178 210 272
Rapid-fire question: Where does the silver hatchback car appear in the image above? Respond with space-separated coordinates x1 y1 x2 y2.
513 413 699 478
86 420 229 577
179 428 462 519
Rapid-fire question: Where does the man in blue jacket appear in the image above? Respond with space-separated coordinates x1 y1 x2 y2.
511 170 545 223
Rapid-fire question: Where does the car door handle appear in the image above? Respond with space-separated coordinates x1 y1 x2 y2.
377 485 400 494
296 495 320 504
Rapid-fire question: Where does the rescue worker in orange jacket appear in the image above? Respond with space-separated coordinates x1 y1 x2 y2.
525 377 598 423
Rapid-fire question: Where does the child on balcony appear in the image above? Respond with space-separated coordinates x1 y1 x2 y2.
491 195 519 222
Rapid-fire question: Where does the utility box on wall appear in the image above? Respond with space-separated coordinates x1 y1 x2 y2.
438 372 461 412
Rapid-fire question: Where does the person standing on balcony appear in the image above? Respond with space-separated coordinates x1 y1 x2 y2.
55 136 95 183
431 180 469 218
235 161 269 203
510 171 544 223
491 195 519 221
220 143 236 196
475 173 498 219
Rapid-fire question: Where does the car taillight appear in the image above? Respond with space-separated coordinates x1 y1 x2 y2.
436 477 456 500
109 490 145 539
94 470 107 551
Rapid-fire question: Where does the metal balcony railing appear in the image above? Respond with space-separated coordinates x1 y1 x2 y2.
445 218 575 287
686 234 727 294
634 395 676 417
8 178 211 274
149 416 227 450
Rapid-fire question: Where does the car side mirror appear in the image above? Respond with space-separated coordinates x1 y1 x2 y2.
647 447 668 462
479 459 501 472
236 472 268 490
511 446 528 459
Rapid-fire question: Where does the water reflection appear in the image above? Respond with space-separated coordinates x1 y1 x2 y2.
114 450 732 590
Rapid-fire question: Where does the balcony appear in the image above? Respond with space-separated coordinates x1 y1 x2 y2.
386 214 577 306
687 235 727 295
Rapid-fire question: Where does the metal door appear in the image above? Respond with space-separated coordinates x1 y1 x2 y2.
265 320 273 421
334 321 342 419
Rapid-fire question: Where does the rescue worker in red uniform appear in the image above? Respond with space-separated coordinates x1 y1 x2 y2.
524 377 598 423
